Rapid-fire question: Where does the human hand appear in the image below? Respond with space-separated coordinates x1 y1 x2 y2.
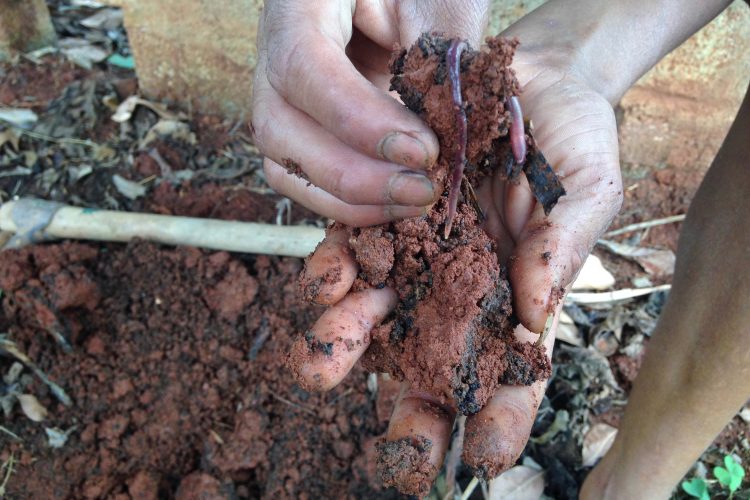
251 0 491 226
290 43 622 492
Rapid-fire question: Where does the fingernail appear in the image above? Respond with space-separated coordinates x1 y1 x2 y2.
378 132 430 168
387 171 434 206
386 204 428 220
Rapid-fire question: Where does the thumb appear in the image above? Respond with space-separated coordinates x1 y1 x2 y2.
510 162 622 333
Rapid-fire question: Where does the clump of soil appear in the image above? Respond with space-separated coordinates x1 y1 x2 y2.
290 33 564 493
310 34 561 417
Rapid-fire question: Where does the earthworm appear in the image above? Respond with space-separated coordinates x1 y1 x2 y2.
444 39 468 239
508 95 526 164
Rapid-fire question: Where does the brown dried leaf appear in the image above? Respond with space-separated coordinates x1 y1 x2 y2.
582 423 618 467
488 465 546 500
598 239 675 277
571 255 615 291
17 394 48 422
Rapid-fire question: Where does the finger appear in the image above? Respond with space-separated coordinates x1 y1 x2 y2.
377 384 455 497
394 0 491 47
287 287 397 391
299 227 358 306
261 2 438 168
463 315 557 479
264 158 428 226
510 91 622 333
253 77 436 207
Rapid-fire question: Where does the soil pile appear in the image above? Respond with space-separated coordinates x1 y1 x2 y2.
0 238 395 498
316 34 563 418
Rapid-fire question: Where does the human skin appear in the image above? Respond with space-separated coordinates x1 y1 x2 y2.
581 82 750 499
252 0 743 493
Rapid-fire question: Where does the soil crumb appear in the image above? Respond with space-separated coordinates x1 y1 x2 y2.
376 436 435 497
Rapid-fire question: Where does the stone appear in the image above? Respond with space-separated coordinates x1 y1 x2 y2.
0 0 57 60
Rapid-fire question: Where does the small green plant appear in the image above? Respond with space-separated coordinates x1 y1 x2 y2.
682 477 709 500
714 455 745 498
682 455 746 499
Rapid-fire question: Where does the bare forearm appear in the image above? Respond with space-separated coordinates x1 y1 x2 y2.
583 85 750 498
504 0 732 103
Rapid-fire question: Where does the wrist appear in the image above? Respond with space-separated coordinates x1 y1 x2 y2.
503 0 732 104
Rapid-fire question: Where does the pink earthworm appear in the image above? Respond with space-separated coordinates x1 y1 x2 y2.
508 95 526 164
444 39 468 239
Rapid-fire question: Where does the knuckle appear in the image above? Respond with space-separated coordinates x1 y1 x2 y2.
266 36 310 97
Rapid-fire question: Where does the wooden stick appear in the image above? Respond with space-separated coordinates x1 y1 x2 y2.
565 284 671 305
603 214 686 238
0 199 324 258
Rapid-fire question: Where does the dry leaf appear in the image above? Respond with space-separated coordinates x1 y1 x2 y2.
59 38 109 69
45 426 77 448
80 8 123 30
112 174 146 200
571 255 615 291
3 362 24 385
557 311 584 346
0 108 38 129
112 96 183 123
582 423 618 467
0 128 21 150
598 239 676 277
566 285 671 305
488 465 546 500
739 406 750 424
140 119 196 148
17 394 48 422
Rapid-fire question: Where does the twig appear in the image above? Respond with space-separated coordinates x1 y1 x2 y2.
565 284 671 305
0 426 21 441
0 452 16 496
443 416 466 500
327 388 353 405
603 214 686 238
0 122 98 148
460 476 480 500
0 337 72 406
271 393 317 416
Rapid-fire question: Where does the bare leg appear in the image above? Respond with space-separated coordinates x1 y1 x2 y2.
582 85 750 499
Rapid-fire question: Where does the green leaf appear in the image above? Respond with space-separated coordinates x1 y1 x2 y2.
107 53 135 69
681 478 710 500
715 455 746 493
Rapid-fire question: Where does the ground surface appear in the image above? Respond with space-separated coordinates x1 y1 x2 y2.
0 2 748 499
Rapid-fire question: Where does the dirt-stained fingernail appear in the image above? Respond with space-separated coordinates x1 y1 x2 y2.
387 171 434 206
378 132 430 168
386 204 428 220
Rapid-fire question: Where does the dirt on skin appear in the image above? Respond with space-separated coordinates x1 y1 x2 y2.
0 235 400 499
289 34 556 490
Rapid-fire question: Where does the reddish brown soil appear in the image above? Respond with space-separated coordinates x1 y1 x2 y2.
353 35 550 415
0 57 89 111
288 34 553 491
0 238 401 498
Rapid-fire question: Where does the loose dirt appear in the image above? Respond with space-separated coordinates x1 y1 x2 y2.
0 236 399 498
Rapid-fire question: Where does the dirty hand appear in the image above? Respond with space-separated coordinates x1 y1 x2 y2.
291 41 622 487
252 0 491 226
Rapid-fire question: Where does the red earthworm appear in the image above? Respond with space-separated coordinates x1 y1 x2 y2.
444 39 468 239
508 95 526 164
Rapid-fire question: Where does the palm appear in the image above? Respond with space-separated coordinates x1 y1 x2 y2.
477 58 622 331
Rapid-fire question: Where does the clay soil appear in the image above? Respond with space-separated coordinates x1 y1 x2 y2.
0 56 397 498
1 12 747 500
